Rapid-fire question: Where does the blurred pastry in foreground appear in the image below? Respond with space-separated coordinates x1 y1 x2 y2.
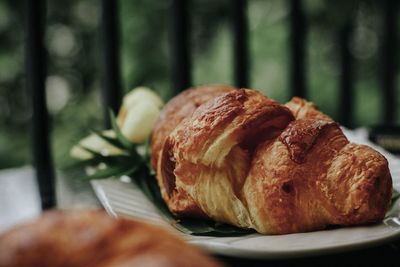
0 210 223 267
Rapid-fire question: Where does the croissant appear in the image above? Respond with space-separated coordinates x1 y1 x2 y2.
151 84 235 217
152 87 392 234
0 210 223 267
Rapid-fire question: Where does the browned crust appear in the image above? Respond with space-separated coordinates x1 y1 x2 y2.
151 84 235 170
0 210 223 267
285 97 332 121
159 89 294 226
152 88 393 235
244 119 392 234
151 84 235 217
279 119 338 163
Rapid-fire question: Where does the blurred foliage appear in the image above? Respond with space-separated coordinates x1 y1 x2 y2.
0 0 399 169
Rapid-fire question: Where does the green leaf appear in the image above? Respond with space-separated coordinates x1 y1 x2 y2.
109 110 137 151
392 189 400 203
211 223 255 236
90 128 126 150
82 165 139 180
78 145 108 158
143 136 151 161
78 146 135 165
62 157 105 170
143 137 154 172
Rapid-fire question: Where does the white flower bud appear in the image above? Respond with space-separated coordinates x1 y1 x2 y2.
123 86 163 109
70 87 163 160
117 87 163 143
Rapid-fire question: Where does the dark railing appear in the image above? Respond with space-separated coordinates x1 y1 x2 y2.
232 0 249 88
382 0 397 124
24 0 398 209
289 0 306 99
339 21 354 127
25 0 55 210
100 0 122 128
170 0 192 95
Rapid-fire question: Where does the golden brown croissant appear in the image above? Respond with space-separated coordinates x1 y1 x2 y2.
0 210 223 267
151 84 234 217
153 87 392 234
151 84 235 169
285 96 332 121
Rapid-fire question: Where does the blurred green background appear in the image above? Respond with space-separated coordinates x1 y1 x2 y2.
0 0 399 169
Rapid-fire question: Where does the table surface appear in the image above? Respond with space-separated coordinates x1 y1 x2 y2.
1 166 399 267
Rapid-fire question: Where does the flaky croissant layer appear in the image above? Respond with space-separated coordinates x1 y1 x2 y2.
152 85 392 234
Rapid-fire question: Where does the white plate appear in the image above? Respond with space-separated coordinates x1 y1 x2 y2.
91 128 400 259
91 178 400 259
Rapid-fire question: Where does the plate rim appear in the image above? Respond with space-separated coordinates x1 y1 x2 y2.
91 179 400 259
187 229 400 259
